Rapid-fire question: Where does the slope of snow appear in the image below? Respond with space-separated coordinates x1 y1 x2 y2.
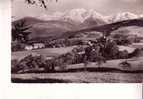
63 9 107 23
37 9 143 24
63 8 88 23
37 8 107 24
106 12 138 23
37 12 64 21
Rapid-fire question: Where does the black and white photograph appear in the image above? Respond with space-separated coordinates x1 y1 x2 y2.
11 0 143 83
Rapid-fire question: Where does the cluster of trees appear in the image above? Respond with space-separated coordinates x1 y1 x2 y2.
11 54 46 73
11 42 26 52
12 19 32 51
94 36 128 60
12 19 31 43
12 37 133 73
112 33 140 45
45 39 84 48
45 35 138 62
11 47 84 73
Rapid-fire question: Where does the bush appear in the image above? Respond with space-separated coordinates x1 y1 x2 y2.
12 53 74 73
45 59 56 72
118 50 129 59
112 33 132 45
11 42 25 52
12 54 47 73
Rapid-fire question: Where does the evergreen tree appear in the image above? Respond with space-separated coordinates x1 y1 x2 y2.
12 20 31 43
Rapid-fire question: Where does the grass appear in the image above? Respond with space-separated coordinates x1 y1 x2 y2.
65 57 143 71
11 57 143 83
12 46 75 60
11 45 143 83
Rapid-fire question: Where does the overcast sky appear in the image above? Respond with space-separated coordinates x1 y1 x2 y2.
12 0 143 19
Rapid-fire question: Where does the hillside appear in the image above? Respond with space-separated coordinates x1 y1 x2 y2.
60 18 143 39
12 16 107 41
12 17 78 41
111 26 143 37
12 16 143 42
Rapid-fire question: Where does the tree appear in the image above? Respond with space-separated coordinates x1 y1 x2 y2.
118 50 128 59
96 53 106 68
14 54 47 73
104 40 119 59
12 19 31 43
83 44 93 71
112 33 132 45
90 43 106 67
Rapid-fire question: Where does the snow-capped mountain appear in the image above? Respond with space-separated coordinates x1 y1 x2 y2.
106 12 138 23
82 13 107 28
63 9 107 23
37 12 64 21
37 9 107 24
37 9 143 25
63 8 88 23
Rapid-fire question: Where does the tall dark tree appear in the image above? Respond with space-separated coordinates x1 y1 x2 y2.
12 20 31 43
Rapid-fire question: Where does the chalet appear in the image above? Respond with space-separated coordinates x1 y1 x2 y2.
33 43 45 49
25 45 33 50
24 43 45 50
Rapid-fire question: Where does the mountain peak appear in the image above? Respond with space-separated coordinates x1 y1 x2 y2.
37 8 106 24
36 9 143 24
63 8 89 23
106 12 138 23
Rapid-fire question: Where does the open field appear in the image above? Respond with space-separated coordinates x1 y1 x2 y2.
66 57 143 71
12 44 141 61
11 45 143 83
12 46 76 60
11 57 143 83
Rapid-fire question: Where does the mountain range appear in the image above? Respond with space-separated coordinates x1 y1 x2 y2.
12 9 143 41
37 9 143 23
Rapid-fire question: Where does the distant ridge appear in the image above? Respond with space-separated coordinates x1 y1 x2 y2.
60 18 143 39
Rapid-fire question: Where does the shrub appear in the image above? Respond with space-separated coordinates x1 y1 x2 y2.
45 59 56 72
12 54 47 73
118 50 129 59
11 42 25 52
